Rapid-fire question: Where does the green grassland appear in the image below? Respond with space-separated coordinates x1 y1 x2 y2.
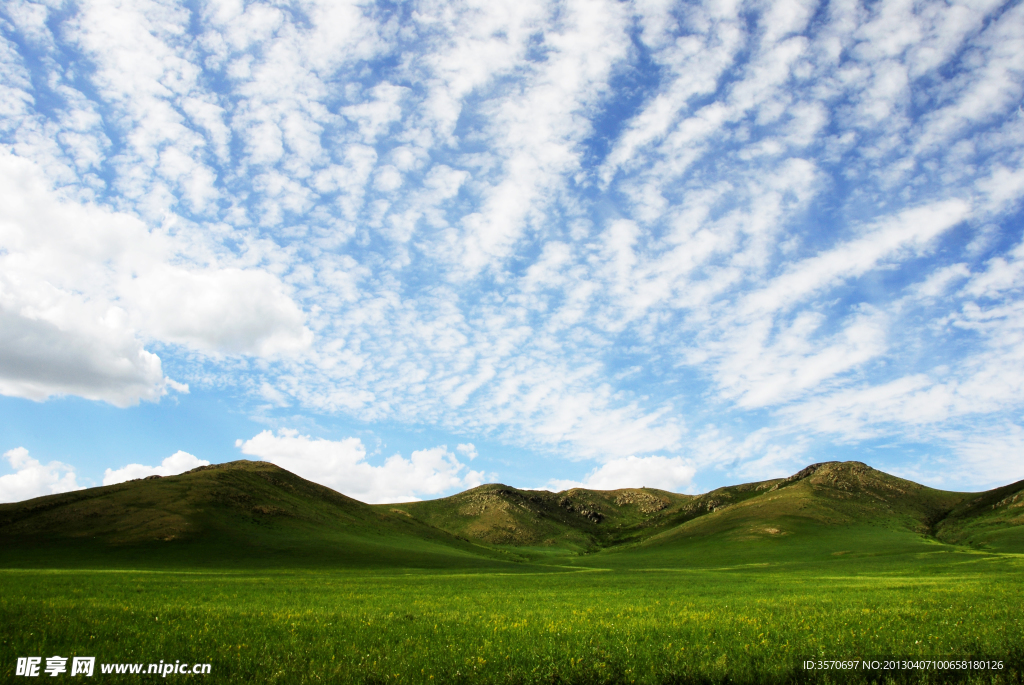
1 553 1021 684
1 460 1023 683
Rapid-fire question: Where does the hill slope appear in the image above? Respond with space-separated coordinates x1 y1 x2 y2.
385 479 785 553
387 461 1024 561
3 459 1021 570
933 477 1024 552
649 461 967 541
0 461 519 569
577 461 972 567
386 484 689 551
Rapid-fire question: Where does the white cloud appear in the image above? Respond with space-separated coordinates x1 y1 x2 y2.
944 424 1024 488
740 200 971 318
879 422 1024 491
0 306 169 407
127 266 313 357
977 165 1024 216
912 263 971 299
549 455 695 492
342 83 407 142
716 307 890 409
0 147 311 405
768 233 1024 447
912 2 1024 152
236 429 488 504
102 451 211 486
600 1 743 185
452 0 632 274
962 239 1024 298
0 447 82 504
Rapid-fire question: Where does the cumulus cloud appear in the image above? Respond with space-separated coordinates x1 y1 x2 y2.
236 429 488 503
0 307 168 408
128 266 313 357
102 451 211 486
549 455 695 492
0 144 310 406
0 447 82 504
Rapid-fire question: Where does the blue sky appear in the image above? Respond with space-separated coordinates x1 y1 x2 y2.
1 0 1023 504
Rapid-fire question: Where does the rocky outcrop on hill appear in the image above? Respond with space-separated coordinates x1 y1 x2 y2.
613 490 667 514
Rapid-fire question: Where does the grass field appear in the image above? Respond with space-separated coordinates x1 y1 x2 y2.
2 545 1022 684
3 462 1023 683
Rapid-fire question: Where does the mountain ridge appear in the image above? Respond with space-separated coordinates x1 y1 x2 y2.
1 459 1022 568
380 460 981 553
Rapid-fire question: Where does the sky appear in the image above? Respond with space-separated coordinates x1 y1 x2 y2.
1 0 1023 505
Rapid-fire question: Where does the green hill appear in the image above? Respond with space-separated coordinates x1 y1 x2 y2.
385 461 1024 565
384 483 689 552
0 460 520 570
382 461 966 555
577 461 975 568
2 459 1021 570
932 477 1024 552
647 461 967 542
382 479 788 554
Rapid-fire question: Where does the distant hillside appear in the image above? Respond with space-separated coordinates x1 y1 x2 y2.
384 484 691 551
383 461 1024 558
384 479 785 552
0 461 518 569
932 477 1024 552
645 461 967 543
2 459 1021 569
